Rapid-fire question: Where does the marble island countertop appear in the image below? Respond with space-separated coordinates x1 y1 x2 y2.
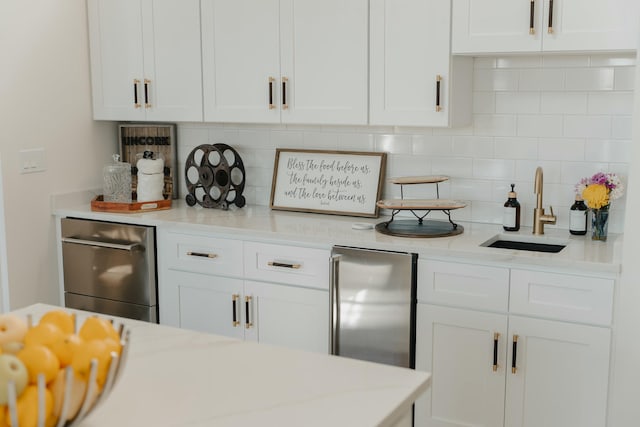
53 198 623 274
13 304 430 427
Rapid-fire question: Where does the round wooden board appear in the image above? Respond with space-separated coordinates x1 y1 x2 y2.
377 199 466 210
375 220 464 238
388 175 449 185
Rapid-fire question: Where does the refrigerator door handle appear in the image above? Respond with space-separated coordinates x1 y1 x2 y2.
330 254 341 355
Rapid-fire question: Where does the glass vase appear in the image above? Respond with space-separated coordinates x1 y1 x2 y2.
591 205 609 241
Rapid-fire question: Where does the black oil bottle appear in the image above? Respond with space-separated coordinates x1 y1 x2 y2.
569 194 588 235
503 184 521 231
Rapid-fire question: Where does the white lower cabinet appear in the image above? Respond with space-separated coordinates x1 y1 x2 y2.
158 229 330 354
415 304 508 427
415 259 614 427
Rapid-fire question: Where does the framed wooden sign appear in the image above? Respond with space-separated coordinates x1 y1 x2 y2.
270 149 387 217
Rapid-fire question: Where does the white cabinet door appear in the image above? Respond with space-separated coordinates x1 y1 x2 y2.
453 0 638 54
245 280 329 354
88 0 146 120
159 270 244 340
505 315 611 427
202 0 368 125
542 0 638 52
142 0 203 122
201 0 281 123
415 304 508 427
370 0 472 127
88 0 202 121
280 0 368 125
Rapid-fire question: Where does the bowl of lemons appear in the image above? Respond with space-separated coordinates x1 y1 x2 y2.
0 310 129 427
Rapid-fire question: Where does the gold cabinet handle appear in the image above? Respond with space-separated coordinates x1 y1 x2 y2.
282 77 289 110
133 79 141 108
435 75 442 112
232 294 240 327
245 295 253 329
529 0 536 34
144 78 152 108
268 77 276 110
512 334 519 374
267 261 301 269
186 251 218 259
547 0 554 33
493 332 500 372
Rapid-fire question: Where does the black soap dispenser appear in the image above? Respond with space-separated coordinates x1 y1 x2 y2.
503 184 521 231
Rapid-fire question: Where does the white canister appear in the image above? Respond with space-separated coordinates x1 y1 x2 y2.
136 153 164 202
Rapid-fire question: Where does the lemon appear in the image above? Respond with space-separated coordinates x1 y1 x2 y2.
23 323 64 350
7 385 53 427
78 317 119 342
70 340 111 387
49 334 83 368
48 369 98 422
38 311 75 336
16 345 60 385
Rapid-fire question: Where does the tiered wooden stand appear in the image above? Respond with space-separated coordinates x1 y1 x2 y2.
375 176 466 238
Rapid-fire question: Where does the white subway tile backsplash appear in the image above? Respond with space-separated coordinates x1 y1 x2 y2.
494 137 538 160
563 115 612 138
564 68 615 91
452 136 494 158
615 67 636 91
587 92 634 115
585 140 632 163
474 69 519 91
612 116 633 139
519 69 564 91
538 138 585 161
473 158 515 179
495 92 540 114
540 92 588 114
473 114 517 136
517 115 563 138
175 54 633 231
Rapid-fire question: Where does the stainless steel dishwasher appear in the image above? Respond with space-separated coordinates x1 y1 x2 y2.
61 217 158 322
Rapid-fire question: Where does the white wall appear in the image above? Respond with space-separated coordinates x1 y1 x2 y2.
0 0 116 309
178 54 635 232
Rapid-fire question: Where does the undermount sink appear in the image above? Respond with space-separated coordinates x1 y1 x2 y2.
480 233 568 253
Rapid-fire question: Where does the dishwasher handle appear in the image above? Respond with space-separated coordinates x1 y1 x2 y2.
61 237 141 251
330 254 341 356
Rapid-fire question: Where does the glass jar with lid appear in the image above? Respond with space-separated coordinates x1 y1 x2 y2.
103 154 132 203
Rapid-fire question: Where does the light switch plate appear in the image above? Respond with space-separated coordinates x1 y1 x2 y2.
19 148 47 174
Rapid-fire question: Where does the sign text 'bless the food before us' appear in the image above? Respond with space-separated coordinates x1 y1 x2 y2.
270 149 386 217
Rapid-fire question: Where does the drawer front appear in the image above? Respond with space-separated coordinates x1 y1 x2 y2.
244 242 329 290
418 259 509 312
160 231 243 277
510 269 614 326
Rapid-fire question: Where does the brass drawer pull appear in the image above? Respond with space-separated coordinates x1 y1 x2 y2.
133 79 141 108
232 294 240 327
245 295 253 329
268 261 301 269
268 77 276 109
187 251 218 259
547 0 554 33
435 75 442 112
144 78 152 108
282 77 289 110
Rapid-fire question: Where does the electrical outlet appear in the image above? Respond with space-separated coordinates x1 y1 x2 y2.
19 148 47 174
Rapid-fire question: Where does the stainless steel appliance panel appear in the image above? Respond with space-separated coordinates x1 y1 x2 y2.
65 292 157 323
61 218 156 306
331 246 417 368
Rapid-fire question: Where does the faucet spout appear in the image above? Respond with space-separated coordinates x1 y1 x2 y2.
533 167 556 235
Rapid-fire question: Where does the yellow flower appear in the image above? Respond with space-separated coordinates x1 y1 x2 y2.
582 184 609 209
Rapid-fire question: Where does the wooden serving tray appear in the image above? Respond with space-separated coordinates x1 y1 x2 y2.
388 175 449 185
376 198 466 210
91 195 172 213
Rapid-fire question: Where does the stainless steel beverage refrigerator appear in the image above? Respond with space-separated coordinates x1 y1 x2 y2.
330 246 417 369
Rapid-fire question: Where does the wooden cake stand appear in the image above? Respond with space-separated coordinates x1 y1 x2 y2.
376 176 466 238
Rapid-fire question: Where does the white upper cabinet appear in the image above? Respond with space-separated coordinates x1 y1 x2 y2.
88 0 203 121
452 0 639 54
201 0 368 125
370 0 473 127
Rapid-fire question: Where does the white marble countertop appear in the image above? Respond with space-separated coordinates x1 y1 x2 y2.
53 198 623 274
13 304 430 427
